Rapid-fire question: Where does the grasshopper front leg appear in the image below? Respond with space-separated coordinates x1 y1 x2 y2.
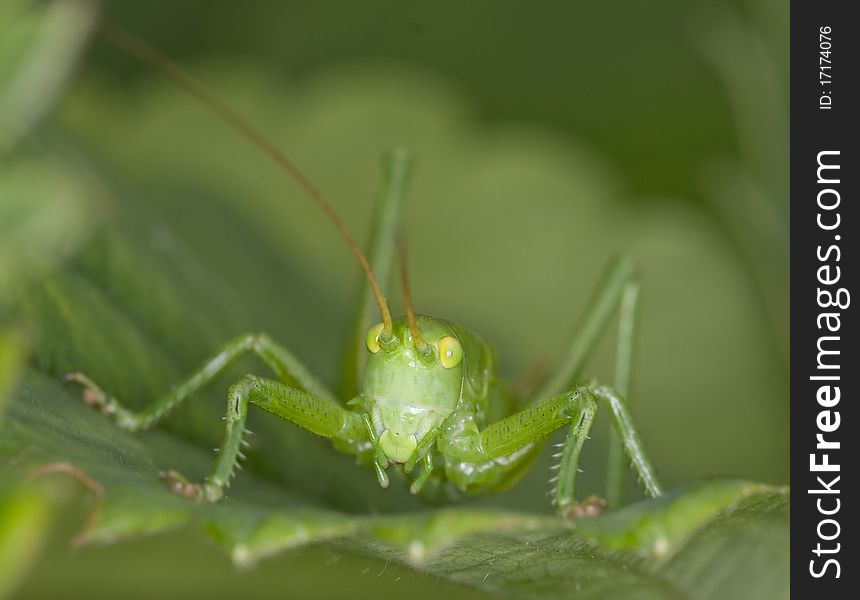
164 375 367 501
529 258 645 507
447 384 662 517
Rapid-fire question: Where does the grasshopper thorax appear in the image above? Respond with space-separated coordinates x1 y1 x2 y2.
362 315 464 463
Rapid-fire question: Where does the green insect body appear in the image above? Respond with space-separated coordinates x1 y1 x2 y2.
364 316 468 467
361 315 522 498
67 23 665 517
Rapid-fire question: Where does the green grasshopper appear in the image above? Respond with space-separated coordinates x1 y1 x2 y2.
66 22 663 517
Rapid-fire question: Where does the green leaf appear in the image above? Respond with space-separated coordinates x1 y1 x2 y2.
0 483 55 599
1 0 99 435
0 154 103 434
0 157 102 302
0 0 96 149
2 370 787 597
2 61 787 598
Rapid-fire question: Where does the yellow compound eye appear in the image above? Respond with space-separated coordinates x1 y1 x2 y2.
365 323 384 353
438 336 462 369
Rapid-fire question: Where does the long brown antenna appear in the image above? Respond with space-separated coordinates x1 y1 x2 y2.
97 19 393 335
396 236 424 350
27 462 105 547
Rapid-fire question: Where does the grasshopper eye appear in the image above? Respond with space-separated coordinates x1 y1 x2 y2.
438 336 462 369
366 323 385 353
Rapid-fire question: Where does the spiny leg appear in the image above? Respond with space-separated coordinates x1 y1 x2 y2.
551 385 662 513
590 384 662 499
550 385 662 514
165 375 367 501
524 257 647 507
66 332 335 432
476 388 599 514
549 391 597 513
448 384 661 517
432 259 655 514
606 279 641 508
66 334 354 500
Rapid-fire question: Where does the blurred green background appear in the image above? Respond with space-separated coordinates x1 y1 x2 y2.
2 0 787 597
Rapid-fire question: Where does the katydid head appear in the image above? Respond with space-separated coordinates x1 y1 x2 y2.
363 316 464 463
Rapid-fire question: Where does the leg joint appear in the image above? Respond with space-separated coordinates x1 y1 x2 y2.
251 332 272 347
